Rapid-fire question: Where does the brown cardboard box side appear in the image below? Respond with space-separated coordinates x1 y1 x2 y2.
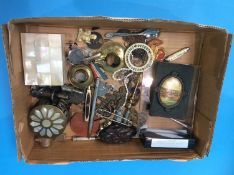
2 17 232 163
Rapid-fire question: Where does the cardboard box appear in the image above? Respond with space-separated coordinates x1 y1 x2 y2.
1 17 232 164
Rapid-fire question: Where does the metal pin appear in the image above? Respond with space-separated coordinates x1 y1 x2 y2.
88 78 100 137
84 52 102 62
72 136 96 141
105 29 160 39
165 47 190 62
61 84 83 94
170 118 190 129
84 86 92 122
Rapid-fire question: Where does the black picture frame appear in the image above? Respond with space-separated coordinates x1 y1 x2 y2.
149 62 199 119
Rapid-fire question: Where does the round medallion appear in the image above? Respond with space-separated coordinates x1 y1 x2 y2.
29 105 67 138
124 43 154 72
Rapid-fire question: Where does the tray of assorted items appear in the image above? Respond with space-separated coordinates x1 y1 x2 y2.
21 26 199 149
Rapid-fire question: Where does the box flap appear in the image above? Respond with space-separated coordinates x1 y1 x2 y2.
205 33 232 155
194 32 232 157
2 24 22 160
8 16 228 33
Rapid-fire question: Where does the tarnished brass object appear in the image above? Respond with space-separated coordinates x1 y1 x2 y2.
77 28 97 43
97 42 125 73
86 32 103 49
159 76 183 108
68 64 94 89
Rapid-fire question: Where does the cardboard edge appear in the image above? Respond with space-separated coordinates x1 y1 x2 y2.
1 24 22 160
202 33 233 157
217 34 233 90
26 156 199 165
8 16 229 33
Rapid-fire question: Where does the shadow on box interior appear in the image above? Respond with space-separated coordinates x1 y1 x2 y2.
149 62 199 120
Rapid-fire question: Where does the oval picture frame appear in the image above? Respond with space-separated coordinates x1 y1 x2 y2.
158 74 184 109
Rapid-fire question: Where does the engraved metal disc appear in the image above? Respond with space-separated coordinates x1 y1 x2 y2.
159 76 183 108
29 105 67 138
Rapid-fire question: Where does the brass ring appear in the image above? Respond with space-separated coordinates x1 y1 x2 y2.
68 64 94 89
98 42 125 73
